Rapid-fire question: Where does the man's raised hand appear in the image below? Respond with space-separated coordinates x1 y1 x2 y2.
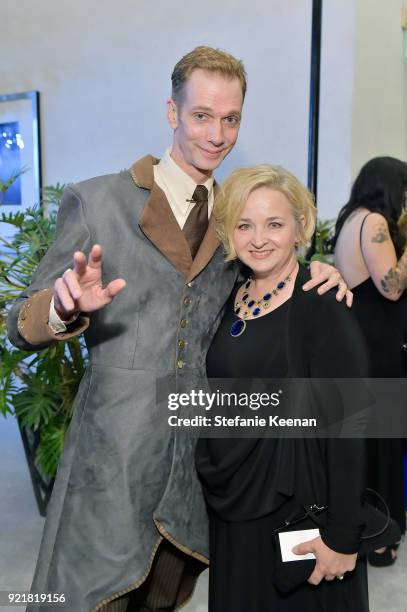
53 244 126 320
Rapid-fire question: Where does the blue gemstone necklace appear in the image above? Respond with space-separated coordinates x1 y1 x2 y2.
230 273 293 338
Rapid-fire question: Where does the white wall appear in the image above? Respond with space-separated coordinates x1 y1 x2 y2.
316 0 407 220
1 0 313 190
3 1 406 225
317 0 355 219
351 0 407 181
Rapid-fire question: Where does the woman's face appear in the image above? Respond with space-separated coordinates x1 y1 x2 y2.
233 186 301 277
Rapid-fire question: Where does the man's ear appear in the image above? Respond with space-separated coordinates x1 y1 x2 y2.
167 98 179 129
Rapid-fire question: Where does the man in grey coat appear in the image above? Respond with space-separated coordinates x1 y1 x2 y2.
7 46 349 612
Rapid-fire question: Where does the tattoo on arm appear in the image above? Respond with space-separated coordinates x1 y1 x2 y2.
397 253 407 290
371 223 390 244
381 267 402 294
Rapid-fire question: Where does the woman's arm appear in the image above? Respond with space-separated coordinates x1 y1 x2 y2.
292 293 369 583
361 212 407 300
314 301 367 554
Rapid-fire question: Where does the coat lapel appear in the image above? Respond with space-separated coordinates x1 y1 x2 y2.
187 214 220 282
130 155 221 281
131 156 193 278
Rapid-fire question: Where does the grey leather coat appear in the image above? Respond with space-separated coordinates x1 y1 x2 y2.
7 155 237 611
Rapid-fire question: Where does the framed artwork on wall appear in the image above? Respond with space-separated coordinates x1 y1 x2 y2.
0 91 42 242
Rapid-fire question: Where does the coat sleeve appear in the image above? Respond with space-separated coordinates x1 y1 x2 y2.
308 292 370 554
7 186 91 351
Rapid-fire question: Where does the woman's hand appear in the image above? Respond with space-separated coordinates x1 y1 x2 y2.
292 536 357 585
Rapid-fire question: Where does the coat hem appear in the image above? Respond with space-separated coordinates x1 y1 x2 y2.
154 518 209 565
91 520 208 612
91 535 163 611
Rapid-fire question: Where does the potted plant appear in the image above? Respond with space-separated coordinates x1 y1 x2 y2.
0 179 87 515
309 217 335 263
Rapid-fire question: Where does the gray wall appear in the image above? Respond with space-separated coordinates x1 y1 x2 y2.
1 0 312 189
318 0 407 218
318 0 355 218
2 0 406 220
351 0 407 175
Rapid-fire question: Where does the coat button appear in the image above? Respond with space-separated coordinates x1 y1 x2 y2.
178 339 187 349
183 297 192 307
177 360 185 369
186 281 193 288
180 319 188 328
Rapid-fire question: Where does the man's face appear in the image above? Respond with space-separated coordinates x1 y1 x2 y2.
167 69 244 182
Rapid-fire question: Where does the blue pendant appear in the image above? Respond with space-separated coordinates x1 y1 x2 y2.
263 292 271 300
235 307 241 314
253 307 261 316
247 300 255 308
242 293 249 301
277 281 286 290
230 319 246 337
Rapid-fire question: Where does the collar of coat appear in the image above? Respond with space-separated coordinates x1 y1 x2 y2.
129 154 220 283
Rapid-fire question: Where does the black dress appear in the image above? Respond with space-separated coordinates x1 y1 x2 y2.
352 277 407 535
196 279 369 612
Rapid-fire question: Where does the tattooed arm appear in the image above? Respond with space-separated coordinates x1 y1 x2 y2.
361 212 407 300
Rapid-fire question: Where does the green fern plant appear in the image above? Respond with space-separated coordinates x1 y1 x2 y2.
0 182 87 478
309 218 335 263
0 167 27 207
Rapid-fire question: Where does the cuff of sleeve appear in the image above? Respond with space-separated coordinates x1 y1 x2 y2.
320 525 361 555
18 288 90 345
49 296 79 332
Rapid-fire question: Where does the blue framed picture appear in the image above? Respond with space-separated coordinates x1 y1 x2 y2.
0 91 42 241
0 121 24 205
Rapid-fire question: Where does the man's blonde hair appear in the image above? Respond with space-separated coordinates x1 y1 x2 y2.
171 46 247 102
215 165 317 261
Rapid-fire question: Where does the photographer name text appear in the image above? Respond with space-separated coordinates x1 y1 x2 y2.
167 415 317 428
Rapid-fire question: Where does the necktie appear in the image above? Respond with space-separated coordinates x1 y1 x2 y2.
182 185 209 258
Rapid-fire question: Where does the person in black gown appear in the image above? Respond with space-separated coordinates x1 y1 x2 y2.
333 157 407 566
196 165 370 611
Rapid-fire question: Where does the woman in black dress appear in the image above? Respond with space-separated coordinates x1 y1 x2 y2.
196 165 370 611
333 157 407 566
